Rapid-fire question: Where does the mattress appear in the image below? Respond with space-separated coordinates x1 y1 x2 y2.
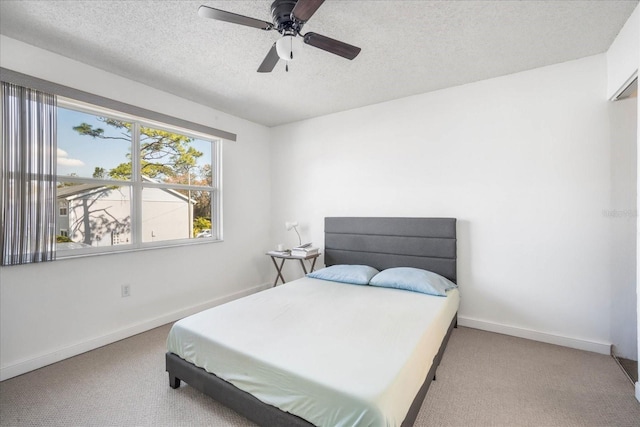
167 277 459 427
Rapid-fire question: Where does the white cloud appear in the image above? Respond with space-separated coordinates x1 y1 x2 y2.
57 148 84 166
57 157 85 166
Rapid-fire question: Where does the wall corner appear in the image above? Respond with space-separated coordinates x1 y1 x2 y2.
606 4 639 99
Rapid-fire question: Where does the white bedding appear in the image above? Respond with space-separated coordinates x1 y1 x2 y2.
167 277 459 427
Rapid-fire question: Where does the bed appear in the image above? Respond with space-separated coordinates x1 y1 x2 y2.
166 217 458 426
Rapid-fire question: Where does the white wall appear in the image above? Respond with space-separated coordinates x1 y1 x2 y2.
270 54 622 354
0 36 273 380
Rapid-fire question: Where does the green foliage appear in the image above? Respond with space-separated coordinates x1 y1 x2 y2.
93 167 106 179
73 123 106 138
109 163 133 180
56 235 72 243
73 118 204 181
193 217 211 236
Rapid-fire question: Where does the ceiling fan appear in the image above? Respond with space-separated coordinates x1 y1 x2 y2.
198 0 361 72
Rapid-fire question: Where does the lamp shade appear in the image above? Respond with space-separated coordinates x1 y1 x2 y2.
276 35 303 61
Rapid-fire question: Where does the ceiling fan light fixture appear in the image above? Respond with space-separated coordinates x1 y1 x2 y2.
275 34 302 61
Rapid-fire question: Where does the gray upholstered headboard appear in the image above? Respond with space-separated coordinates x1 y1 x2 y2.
324 217 457 283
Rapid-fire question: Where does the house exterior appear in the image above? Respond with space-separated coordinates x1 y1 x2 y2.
57 181 194 247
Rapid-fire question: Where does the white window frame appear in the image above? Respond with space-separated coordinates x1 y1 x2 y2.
56 97 223 258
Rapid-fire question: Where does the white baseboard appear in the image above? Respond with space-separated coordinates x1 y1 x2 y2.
0 283 271 382
458 316 612 355
636 382 640 403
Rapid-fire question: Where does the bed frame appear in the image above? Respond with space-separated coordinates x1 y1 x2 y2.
167 217 457 426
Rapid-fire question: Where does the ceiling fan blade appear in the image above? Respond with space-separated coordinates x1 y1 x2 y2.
198 5 274 30
291 0 325 23
303 32 361 60
258 43 280 73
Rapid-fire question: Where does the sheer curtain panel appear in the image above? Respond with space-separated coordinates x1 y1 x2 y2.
1 82 57 265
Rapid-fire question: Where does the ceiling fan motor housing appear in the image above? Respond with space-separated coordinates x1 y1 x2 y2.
271 0 302 34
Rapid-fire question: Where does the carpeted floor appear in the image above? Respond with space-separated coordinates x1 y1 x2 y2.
1 325 638 426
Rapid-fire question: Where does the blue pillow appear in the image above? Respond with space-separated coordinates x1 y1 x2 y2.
307 264 379 286
369 267 457 297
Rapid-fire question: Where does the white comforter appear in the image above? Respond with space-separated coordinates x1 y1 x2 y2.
167 277 459 427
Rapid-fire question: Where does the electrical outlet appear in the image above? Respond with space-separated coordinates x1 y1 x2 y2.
121 284 131 297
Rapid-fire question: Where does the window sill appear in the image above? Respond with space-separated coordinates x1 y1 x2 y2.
55 238 223 261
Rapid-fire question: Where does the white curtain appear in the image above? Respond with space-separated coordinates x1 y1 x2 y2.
1 82 57 265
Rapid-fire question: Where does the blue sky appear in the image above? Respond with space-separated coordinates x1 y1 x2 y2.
57 107 212 180
57 107 130 178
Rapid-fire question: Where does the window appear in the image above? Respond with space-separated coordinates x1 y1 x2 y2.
58 202 68 216
55 98 221 256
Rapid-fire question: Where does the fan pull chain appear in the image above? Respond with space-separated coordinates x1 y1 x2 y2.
286 39 293 72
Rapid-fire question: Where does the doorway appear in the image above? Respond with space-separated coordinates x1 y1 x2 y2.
609 78 637 384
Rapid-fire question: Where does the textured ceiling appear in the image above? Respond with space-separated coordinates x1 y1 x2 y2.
0 0 637 127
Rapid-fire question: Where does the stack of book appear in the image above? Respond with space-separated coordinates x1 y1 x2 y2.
266 250 290 256
290 244 319 258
